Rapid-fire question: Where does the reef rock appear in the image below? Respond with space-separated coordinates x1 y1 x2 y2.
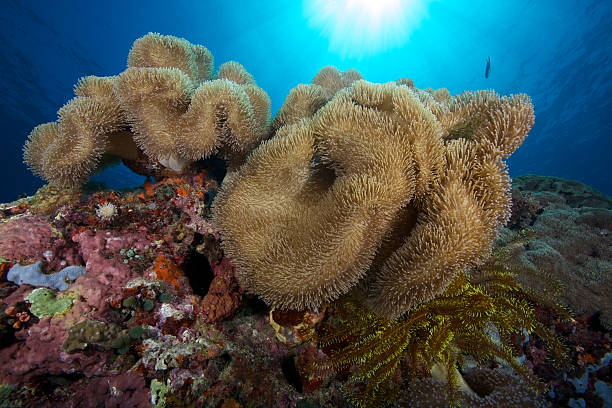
504 175 612 328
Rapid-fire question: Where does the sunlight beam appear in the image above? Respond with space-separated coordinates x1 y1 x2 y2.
304 0 437 59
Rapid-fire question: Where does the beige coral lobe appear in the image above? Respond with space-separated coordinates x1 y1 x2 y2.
23 75 129 187
23 32 271 184
435 90 534 157
127 32 214 85
22 34 534 321
214 70 534 319
214 117 413 310
271 84 328 133
115 34 270 169
272 66 362 133
23 123 59 179
74 75 116 98
312 65 363 98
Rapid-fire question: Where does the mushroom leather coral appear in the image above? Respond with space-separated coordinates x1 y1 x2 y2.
115 35 271 169
213 75 534 319
23 33 271 186
271 66 362 133
23 76 136 187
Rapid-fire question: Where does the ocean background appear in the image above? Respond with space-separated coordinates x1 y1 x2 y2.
0 0 610 202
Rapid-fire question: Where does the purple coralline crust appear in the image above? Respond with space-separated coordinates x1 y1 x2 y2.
71 229 150 319
172 194 215 236
69 373 151 408
0 317 112 383
0 229 156 385
0 216 55 262
1 172 324 407
2 283 35 307
0 216 81 270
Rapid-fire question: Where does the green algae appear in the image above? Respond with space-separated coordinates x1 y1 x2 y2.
0 385 15 408
142 298 155 311
129 325 144 339
111 333 133 355
26 288 73 317
150 379 171 408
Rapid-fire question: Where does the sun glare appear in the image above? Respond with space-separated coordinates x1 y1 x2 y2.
304 0 435 59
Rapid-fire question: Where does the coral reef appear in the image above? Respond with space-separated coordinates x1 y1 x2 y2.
23 33 270 186
1 163 610 407
214 71 534 318
5 34 611 407
502 175 612 328
0 167 347 407
315 243 568 407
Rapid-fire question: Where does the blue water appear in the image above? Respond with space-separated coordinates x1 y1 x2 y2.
1 0 610 202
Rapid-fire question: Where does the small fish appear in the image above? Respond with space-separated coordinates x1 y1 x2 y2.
485 57 491 79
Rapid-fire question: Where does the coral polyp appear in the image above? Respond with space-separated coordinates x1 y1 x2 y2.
95 202 117 221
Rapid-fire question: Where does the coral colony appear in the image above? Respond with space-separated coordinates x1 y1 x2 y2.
0 33 610 407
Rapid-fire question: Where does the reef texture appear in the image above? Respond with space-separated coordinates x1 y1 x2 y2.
214 74 534 318
5 36 612 406
0 174 349 407
502 174 612 329
401 368 550 408
23 33 271 187
1 165 611 407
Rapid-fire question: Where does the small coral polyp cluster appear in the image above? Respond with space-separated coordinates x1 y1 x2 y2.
17 33 560 407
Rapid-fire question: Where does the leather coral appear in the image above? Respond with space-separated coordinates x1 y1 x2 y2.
23 33 271 186
23 76 136 187
213 73 534 319
115 34 270 170
271 66 362 133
